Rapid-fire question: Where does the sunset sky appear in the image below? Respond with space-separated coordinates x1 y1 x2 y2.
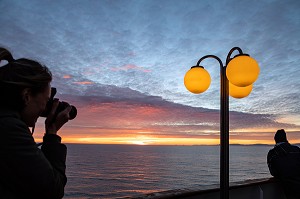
1 0 300 145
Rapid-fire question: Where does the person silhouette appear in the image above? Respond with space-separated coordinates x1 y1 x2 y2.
0 47 72 199
267 129 300 199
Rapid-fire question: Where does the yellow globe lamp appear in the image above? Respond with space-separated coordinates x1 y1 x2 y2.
184 66 211 94
226 55 260 87
229 82 253 98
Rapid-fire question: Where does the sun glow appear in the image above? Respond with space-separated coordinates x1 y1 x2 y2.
130 140 147 145
32 125 300 146
50 136 222 145
127 136 157 145
33 134 300 146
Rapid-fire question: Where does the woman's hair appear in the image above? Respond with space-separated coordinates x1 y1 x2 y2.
0 47 52 111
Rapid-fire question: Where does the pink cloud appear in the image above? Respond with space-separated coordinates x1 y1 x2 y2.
111 64 151 73
73 81 94 85
63 75 72 79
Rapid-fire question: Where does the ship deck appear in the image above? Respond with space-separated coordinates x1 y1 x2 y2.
130 178 286 199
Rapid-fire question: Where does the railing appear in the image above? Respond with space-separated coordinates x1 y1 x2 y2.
130 178 287 199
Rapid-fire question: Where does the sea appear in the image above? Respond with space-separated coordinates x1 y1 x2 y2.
64 144 273 199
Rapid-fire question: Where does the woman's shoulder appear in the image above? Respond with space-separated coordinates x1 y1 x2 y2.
0 109 32 139
0 109 25 127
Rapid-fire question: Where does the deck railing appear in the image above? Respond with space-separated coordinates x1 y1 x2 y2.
130 178 287 199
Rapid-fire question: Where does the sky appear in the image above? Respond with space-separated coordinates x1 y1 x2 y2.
0 0 300 145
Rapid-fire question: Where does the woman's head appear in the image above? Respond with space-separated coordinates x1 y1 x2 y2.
0 47 52 126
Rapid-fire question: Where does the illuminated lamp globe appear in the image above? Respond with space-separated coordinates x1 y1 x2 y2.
226 55 260 87
229 82 253 99
184 66 211 94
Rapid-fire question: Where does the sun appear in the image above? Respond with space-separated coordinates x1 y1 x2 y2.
130 140 147 145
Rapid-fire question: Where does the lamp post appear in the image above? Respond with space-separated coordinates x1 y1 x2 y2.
184 47 259 199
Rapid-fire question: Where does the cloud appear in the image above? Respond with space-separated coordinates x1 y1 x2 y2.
73 81 94 85
1 0 300 144
63 75 72 79
51 84 298 139
111 64 151 73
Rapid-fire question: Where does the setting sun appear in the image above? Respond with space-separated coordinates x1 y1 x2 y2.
130 140 147 145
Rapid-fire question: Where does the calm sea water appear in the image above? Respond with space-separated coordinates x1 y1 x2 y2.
64 144 272 199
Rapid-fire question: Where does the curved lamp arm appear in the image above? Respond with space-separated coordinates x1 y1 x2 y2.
195 46 244 69
196 55 224 69
226 47 243 65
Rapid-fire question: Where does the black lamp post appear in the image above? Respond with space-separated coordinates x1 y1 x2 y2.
184 47 260 199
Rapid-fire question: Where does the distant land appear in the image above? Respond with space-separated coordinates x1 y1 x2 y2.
230 144 272 146
64 143 300 147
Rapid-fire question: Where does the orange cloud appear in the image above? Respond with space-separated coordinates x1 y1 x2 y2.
32 121 300 145
73 81 94 85
63 75 72 79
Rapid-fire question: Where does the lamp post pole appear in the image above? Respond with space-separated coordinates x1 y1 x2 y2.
195 47 244 199
220 62 229 199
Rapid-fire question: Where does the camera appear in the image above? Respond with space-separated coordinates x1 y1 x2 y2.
40 87 77 120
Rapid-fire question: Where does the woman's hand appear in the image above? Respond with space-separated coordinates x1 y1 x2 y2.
45 99 72 135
